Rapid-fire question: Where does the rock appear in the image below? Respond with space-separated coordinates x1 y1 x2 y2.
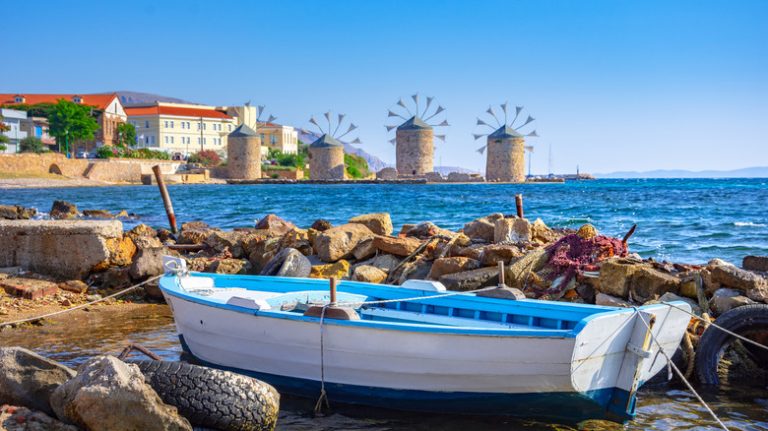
50 356 192 431
597 258 645 298
351 238 377 260
126 224 157 240
531 218 558 244
711 288 756 315
260 248 312 277
99 267 133 290
576 283 596 303
453 244 485 260
313 224 375 262
428 257 480 280
630 265 681 303
678 278 698 299
494 217 531 243
0 405 79 431
743 255 768 273
49 201 78 220
398 224 416 237
425 171 443 182
595 293 632 307
365 254 401 274
128 247 168 280
710 262 768 302
392 258 432 285
577 224 598 239
352 265 388 283
279 229 313 256
405 221 455 239
349 213 393 236
376 167 398 180
114 210 131 219
310 219 333 231
204 230 248 258
178 221 214 245
372 236 422 257
0 277 58 300
506 248 549 289
0 347 76 415
107 236 137 267
0 205 36 220
479 244 524 267
654 292 702 315
462 213 504 242
82 209 114 219
439 266 500 291
156 228 173 242
310 260 350 279
58 280 88 294
132 235 163 250
255 214 296 235
209 259 251 274
246 237 282 272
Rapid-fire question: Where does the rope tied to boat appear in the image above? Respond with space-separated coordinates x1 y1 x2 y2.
633 307 730 431
662 301 768 352
313 304 331 415
0 274 164 329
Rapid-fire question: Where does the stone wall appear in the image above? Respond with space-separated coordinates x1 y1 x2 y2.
396 128 433 176
264 167 304 180
0 154 181 182
0 153 88 177
309 146 345 180
85 162 143 183
485 137 525 182
227 135 262 180
0 220 123 279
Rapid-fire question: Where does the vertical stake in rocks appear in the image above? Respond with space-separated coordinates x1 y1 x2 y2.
152 165 178 234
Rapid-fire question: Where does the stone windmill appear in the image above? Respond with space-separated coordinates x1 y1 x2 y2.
385 94 448 177
227 104 278 180
307 112 361 180
474 103 537 183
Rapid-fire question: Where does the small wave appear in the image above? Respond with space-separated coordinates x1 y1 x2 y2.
734 221 767 227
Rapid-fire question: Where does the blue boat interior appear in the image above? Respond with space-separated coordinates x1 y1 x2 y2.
161 272 630 337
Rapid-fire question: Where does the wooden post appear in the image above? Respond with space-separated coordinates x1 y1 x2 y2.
329 277 337 306
152 165 178 234
498 261 506 287
515 194 524 219
622 224 637 245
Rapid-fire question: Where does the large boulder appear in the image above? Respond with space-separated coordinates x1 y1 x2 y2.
310 219 333 231
595 293 632 308
0 347 76 415
629 265 682 303
260 248 312 277
531 218 559 244
0 204 36 220
255 214 296 236
129 246 168 280
352 265 388 284
349 213 393 236
494 217 531 243
49 201 78 220
107 236 137 267
710 262 768 302
278 228 313 256
711 287 756 315
360 254 401 274
204 231 249 258
50 356 191 431
479 244 524 267
246 236 282 272
126 224 158 240
428 257 480 280
178 221 216 245
392 258 433 285
439 266 500 291
743 255 768 273
506 248 549 289
351 238 377 260
372 236 422 257
313 224 375 262
310 260 350 279
597 258 645 298
405 221 456 239
208 259 251 274
462 213 504 242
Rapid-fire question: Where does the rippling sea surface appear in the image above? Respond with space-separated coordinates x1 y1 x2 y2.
1 305 765 431
2 178 767 263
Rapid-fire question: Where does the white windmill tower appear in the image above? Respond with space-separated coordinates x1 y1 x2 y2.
307 112 361 180
473 103 538 182
385 94 448 176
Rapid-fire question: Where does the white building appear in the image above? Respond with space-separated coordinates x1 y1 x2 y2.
0 109 28 153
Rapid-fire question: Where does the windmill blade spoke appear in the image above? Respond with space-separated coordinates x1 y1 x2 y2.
422 96 434 117
388 138 397 145
337 123 358 139
473 133 487 140
412 93 419 114
388 110 406 119
424 105 444 121
332 113 345 136
526 130 538 137
309 116 323 134
350 138 362 145
385 125 397 132
476 145 487 155
501 102 508 123
267 115 277 123
258 105 265 119
435 134 446 142
511 106 523 125
431 119 449 127
486 106 501 127
397 98 412 115
517 115 535 129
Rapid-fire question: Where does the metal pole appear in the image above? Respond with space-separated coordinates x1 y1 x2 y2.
329 277 337 306
515 194 524 219
152 165 178 234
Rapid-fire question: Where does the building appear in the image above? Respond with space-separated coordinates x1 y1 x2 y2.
124 102 237 157
20 116 56 148
0 93 127 151
309 134 345 180
258 122 299 155
0 109 28 153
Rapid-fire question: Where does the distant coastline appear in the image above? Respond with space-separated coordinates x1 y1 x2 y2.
595 166 768 179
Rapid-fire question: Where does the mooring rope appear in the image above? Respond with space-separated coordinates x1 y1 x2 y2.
313 305 331 415
635 309 730 431
0 274 165 329
662 301 768 352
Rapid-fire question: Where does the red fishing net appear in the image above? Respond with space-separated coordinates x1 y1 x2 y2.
543 234 628 296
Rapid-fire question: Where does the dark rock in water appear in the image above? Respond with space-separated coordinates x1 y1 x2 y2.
0 346 76 415
50 200 78 220
82 209 115 219
439 266 500 291
50 356 192 431
255 214 296 235
261 248 311 277
310 219 333 232
743 255 768 273
0 204 37 220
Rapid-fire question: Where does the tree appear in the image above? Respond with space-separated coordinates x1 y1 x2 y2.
19 136 47 153
116 122 137 148
48 99 99 157
0 116 9 152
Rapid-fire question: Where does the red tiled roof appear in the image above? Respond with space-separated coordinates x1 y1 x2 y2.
125 105 232 120
0 93 118 110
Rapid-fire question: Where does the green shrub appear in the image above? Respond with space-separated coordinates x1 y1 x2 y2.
188 150 221 166
20 137 47 154
344 153 370 179
95 146 170 160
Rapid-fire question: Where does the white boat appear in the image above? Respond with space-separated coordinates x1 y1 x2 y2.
159 259 691 423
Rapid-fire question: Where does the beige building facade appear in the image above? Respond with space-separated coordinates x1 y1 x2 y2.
258 122 299 155
125 102 237 157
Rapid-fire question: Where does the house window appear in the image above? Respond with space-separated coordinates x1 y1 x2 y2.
145 136 150 144
150 136 155 145
145 121 149 128
164 136 169 144
271 135 277 145
73 96 81 103
164 121 168 128
170 136 174 144
203 123 207 130
197 122 201 130
228 124 232 131
14 96 24 103
170 121 174 128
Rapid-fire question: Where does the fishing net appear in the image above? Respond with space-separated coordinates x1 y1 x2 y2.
541 234 628 296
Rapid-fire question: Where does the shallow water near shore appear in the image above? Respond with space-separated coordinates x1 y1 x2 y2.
1 304 766 431
1 178 767 264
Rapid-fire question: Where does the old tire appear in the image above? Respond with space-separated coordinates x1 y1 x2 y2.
131 360 280 431
695 304 768 385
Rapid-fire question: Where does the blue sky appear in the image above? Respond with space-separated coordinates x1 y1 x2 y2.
2 0 766 174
